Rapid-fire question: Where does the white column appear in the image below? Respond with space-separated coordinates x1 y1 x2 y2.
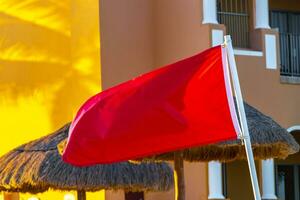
261 159 277 199
208 161 225 199
255 0 271 29
202 0 218 24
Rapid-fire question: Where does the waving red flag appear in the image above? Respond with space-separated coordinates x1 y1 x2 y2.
62 45 241 166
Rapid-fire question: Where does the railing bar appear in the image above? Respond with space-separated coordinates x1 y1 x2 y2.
282 34 286 74
295 35 297 76
288 35 290 75
243 18 246 48
298 36 300 76
218 11 248 16
217 0 250 48
283 33 286 74
286 34 290 74
297 35 299 76
241 0 244 15
237 20 239 47
244 17 246 48
290 35 292 76
246 17 249 47
244 16 247 47
292 34 297 75
241 15 243 48
282 34 287 74
228 14 232 45
245 16 247 47
281 34 284 74
291 35 294 76
238 15 241 47
294 35 297 76
296 35 298 75
293 35 296 76
240 16 243 47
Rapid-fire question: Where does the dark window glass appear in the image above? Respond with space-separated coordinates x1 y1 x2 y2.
270 11 300 77
277 165 295 200
125 192 144 200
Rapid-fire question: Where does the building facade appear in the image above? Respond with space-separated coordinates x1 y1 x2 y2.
100 0 300 200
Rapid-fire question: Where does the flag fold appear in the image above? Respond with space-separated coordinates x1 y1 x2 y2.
63 45 240 166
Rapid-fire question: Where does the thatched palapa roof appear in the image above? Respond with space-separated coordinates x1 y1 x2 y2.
0 124 174 194
149 102 300 162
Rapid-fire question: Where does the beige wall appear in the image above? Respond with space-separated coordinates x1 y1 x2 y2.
145 189 175 200
100 0 211 90
184 162 208 200
226 161 254 200
100 0 154 90
153 0 211 67
105 190 124 200
236 54 300 129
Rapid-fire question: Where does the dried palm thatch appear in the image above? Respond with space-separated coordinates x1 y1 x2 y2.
148 102 300 162
0 124 174 195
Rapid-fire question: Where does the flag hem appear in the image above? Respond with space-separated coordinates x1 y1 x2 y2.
221 46 242 137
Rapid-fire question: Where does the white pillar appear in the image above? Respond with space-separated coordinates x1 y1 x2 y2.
261 159 277 199
202 0 218 24
208 161 225 199
255 0 271 29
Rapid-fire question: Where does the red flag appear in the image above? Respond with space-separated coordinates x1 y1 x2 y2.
63 45 240 166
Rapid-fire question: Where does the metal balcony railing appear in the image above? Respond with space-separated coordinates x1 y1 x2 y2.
279 33 300 77
217 0 250 48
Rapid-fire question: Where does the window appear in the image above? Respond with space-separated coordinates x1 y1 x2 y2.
270 11 300 77
217 0 250 48
276 165 300 200
125 192 144 200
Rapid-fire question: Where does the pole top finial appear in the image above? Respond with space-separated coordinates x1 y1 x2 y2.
222 35 232 47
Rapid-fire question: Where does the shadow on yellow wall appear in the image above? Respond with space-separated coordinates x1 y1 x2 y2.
0 0 101 155
0 0 102 199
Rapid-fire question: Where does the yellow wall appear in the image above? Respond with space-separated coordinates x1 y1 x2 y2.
0 0 102 199
19 190 105 200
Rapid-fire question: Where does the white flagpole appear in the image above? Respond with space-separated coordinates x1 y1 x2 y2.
223 35 262 200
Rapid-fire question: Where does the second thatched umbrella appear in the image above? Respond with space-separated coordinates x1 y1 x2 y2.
149 102 299 162
0 124 174 200
145 102 299 200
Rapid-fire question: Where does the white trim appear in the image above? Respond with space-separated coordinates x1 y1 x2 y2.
212 29 224 47
287 126 300 132
202 0 218 24
222 47 242 137
208 161 225 199
265 34 277 69
233 49 263 57
255 0 271 29
261 159 277 200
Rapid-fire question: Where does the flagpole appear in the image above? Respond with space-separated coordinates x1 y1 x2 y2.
223 35 262 200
